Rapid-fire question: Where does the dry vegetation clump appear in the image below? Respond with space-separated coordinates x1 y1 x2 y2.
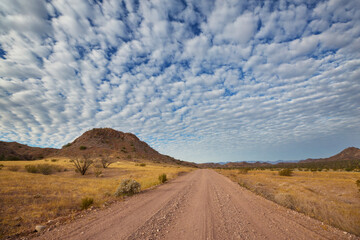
278 168 293 176
25 164 64 175
0 159 194 238
81 197 94 210
238 168 249 174
8 165 20 171
217 169 360 236
114 179 141 196
158 173 167 183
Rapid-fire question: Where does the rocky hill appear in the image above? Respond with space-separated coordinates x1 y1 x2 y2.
299 147 360 163
0 141 58 160
0 128 197 167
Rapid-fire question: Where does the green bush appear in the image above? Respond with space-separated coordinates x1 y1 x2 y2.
79 146 87 150
62 143 72 148
278 169 293 176
8 165 21 171
114 179 141 196
81 197 94 210
158 173 167 183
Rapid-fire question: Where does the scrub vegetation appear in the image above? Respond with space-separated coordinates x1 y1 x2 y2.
217 169 360 236
0 158 193 238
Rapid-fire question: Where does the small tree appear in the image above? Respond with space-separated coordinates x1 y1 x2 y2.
99 153 113 168
72 154 93 175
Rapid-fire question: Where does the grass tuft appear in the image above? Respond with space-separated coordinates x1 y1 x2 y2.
158 173 167 183
81 197 94 210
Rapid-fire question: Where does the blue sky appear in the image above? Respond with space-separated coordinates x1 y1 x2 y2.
0 0 360 163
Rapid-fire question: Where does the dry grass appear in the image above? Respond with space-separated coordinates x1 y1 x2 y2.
217 169 360 236
0 158 194 238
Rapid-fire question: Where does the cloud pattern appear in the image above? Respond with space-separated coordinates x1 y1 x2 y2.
0 0 360 163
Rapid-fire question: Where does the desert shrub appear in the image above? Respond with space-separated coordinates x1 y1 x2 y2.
51 159 58 162
278 169 293 176
114 179 141 196
25 164 62 175
72 155 93 175
37 164 53 175
99 154 113 168
159 173 167 183
81 197 94 210
356 180 360 192
62 143 71 148
25 165 39 173
238 168 249 174
8 165 20 171
139 163 146 167
94 169 103 178
0 164 4 170
79 146 87 150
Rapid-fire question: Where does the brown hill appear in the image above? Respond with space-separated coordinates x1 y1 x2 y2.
0 141 58 160
0 128 197 167
300 147 360 163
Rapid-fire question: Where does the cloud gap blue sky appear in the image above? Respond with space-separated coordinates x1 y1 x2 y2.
0 0 360 163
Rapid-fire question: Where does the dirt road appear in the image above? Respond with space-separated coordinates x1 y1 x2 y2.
35 169 357 240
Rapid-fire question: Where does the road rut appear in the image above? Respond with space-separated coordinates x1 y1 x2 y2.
35 169 357 240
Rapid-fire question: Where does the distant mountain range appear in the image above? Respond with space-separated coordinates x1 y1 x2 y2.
0 128 197 167
199 147 360 168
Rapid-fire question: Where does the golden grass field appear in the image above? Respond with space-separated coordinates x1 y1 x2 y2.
0 158 194 238
216 169 360 236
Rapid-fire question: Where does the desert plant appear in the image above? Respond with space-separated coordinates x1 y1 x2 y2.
25 165 39 173
25 164 62 175
79 146 87 150
158 173 167 183
51 159 58 162
139 163 146 167
278 168 293 176
37 164 54 175
99 154 113 168
72 155 93 175
114 179 141 196
356 180 360 192
62 143 72 148
94 169 103 178
81 197 94 210
238 168 249 174
8 165 20 171
0 164 4 170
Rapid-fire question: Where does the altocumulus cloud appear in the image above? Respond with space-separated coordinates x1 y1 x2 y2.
0 0 360 163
